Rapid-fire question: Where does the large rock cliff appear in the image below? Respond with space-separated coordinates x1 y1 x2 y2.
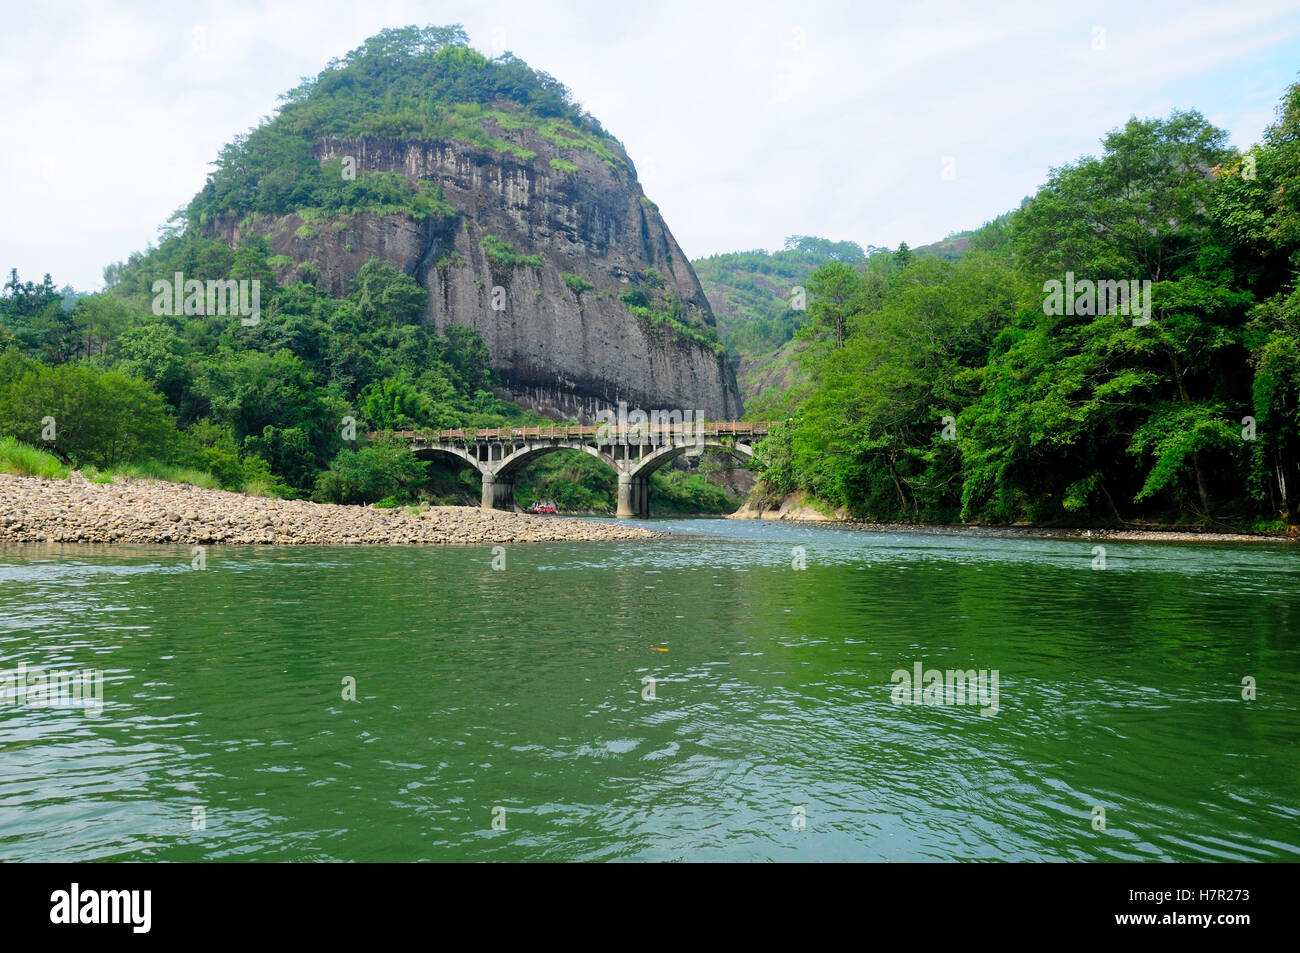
208 121 742 420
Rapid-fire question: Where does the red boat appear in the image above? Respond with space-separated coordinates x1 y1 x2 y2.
529 500 557 514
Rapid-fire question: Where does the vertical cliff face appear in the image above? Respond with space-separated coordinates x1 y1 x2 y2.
211 120 742 420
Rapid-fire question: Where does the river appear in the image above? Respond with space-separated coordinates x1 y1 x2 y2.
1 518 1296 861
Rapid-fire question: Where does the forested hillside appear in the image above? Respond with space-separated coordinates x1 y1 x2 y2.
695 230 1004 414
0 25 735 512
753 82 1300 530
694 236 871 413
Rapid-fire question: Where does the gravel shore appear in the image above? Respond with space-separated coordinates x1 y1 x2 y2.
0 474 663 546
826 520 1295 544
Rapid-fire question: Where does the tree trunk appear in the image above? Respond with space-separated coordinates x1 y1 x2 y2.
1166 349 1212 516
1098 478 1123 522
887 452 907 512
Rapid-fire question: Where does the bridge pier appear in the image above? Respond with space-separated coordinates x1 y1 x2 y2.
616 474 650 519
481 472 515 512
399 421 772 519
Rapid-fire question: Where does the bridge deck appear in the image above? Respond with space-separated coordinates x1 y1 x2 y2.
384 421 781 443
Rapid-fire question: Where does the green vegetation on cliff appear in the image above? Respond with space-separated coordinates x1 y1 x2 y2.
183 25 625 230
0 24 738 514
481 234 543 271
619 268 725 356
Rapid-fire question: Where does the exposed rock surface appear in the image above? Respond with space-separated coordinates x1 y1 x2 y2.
208 123 742 420
728 489 849 521
0 474 662 546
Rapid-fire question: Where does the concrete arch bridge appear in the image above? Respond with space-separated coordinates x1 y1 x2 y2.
384 421 777 518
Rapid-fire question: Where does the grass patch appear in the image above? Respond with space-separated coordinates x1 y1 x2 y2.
0 436 70 479
549 157 579 173
0 439 287 497
481 234 542 271
240 477 285 498
619 290 724 356
0 440 235 491
454 103 624 169
107 461 223 489
79 466 116 484
561 272 593 295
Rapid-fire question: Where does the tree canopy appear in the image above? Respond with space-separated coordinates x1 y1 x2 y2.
758 80 1300 530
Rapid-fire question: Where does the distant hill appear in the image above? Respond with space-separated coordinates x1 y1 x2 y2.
693 236 876 408
913 234 971 260
695 218 1017 413
912 212 1014 261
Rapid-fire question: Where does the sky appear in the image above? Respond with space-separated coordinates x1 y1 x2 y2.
1 0 1298 291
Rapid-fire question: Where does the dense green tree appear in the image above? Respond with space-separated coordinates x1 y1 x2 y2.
805 260 860 350
313 438 429 504
759 82 1300 529
0 352 175 467
361 373 435 430
352 258 427 326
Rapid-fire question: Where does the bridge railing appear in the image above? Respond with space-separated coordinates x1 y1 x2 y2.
380 420 782 443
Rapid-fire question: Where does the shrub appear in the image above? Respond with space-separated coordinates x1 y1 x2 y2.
481 234 542 271
0 354 177 467
561 272 594 295
313 439 429 504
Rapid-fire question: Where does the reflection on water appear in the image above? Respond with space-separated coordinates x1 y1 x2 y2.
1 520 1297 861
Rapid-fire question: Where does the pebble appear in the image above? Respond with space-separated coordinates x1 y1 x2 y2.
0 474 664 546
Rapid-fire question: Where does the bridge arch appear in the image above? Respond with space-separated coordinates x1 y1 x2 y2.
388 422 775 518
494 442 621 477
606 439 755 519
626 439 755 481
412 445 483 471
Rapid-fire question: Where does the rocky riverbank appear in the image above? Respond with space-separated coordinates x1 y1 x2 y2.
728 490 849 521
729 489 1295 542
830 521 1295 544
0 474 664 545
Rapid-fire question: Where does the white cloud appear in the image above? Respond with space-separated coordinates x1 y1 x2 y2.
1 0 1297 289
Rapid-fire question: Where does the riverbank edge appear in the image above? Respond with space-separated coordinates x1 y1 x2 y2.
0 473 665 546
728 491 1297 543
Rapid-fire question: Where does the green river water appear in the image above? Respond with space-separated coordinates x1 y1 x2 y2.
1 518 1297 862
